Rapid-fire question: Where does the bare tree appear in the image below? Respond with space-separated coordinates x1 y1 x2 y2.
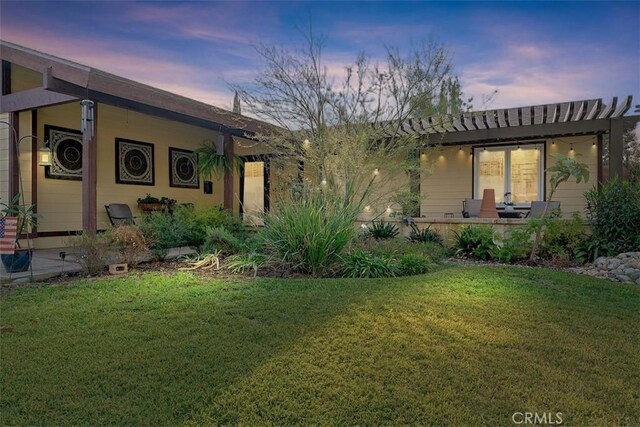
230 29 469 213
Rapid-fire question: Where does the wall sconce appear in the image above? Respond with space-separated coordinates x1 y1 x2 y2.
39 146 52 166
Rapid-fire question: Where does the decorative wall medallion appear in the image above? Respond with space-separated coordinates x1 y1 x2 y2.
116 138 155 185
44 125 83 180
169 147 199 188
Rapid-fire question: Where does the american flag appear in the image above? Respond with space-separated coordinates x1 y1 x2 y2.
0 216 18 255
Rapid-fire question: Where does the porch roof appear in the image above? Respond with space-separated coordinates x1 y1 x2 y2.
0 40 275 138
387 96 636 145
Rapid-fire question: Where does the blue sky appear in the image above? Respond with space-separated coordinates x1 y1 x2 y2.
1 1 638 111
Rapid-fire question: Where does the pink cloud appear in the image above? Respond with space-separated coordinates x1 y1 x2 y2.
2 26 236 108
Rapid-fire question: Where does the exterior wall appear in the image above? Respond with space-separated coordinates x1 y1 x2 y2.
547 135 598 217
421 145 473 217
10 64 42 93
29 102 231 248
420 136 598 219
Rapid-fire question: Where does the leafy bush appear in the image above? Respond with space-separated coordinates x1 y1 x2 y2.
261 190 360 276
397 253 434 276
139 209 192 259
110 225 148 267
224 252 268 277
452 225 496 260
203 226 243 254
408 224 444 245
341 250 399 278
69 231 112 275
491 227 533 263
585 178 640 255
140 205 246 258
368 220 400 240
539 214 588 261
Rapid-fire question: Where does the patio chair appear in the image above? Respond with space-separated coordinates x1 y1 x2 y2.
462 198 482 218
526 201 561 219
104 204 136 226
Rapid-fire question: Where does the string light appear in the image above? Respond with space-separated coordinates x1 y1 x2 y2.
373 168 379 175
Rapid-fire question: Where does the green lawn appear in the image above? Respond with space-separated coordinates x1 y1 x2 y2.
1 266 638 425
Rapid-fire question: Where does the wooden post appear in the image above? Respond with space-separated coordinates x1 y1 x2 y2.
223 133 234 214
7 112 19 200
30 110 38 236
609 118 624 179
81 101 97 235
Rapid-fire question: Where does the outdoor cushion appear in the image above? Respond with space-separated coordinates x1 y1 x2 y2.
462 198 482 218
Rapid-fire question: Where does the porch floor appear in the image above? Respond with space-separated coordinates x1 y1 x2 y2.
1 248 82 284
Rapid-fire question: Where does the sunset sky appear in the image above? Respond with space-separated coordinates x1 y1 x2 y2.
1 1 638 111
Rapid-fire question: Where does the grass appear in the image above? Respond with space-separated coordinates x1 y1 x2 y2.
1 266 638 425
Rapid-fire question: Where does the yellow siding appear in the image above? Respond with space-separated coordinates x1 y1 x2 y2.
420 136 598 218
33 102 226 239
10 64 42 93
421 145 474 217
546 135 598 217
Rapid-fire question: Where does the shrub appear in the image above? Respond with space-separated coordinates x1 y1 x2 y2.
397 253 434 276
585 178 640 255
341 250 399 278
408 224 444 245
139 209 191 259
110 225 148 267
539 214 588 262
261 190 360 276
69 231 112 275
452 225 496 260
203 226 243 254
491 227 533 263
368 220 400 240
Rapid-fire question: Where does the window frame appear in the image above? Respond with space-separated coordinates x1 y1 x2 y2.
473 142 546 207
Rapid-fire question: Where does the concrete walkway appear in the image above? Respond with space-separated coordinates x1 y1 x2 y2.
1 248 81 283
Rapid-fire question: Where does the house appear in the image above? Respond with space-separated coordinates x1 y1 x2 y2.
1 41 276 249
1 41 637 249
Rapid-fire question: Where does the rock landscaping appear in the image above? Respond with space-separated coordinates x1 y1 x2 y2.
572 252 640 284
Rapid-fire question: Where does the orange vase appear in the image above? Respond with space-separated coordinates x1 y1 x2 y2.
479 189 499 218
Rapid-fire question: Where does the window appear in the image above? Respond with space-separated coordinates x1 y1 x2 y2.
474 144 544 205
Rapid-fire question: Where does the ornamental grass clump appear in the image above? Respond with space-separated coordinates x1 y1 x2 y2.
261 190 360 277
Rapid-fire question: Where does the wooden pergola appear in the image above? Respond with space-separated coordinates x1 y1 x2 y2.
384 96 636 180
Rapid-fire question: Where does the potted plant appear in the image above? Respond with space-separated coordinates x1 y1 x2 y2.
136 194 176 213
0 193 42 273
504 192 515 212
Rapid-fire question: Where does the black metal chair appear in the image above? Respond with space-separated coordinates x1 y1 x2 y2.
104 204 136 226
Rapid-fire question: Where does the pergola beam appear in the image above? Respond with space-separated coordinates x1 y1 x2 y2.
434 118 612 145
